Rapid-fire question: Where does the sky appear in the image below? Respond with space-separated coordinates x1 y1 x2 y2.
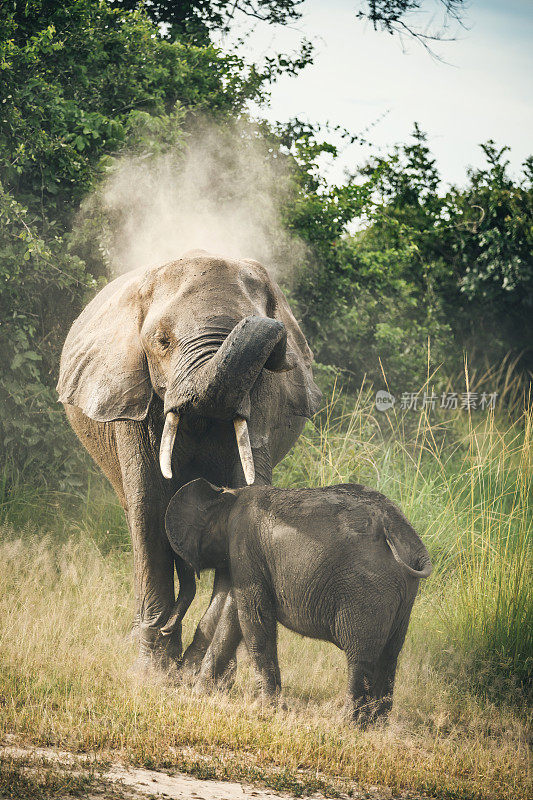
218 0 532 188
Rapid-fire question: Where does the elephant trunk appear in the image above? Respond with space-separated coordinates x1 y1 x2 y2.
160 316 291 482
159 556 197 637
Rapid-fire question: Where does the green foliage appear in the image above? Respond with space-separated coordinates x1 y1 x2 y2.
111 0 304 44
448 144 533 358
275 120 374 326
0 0 265 483
0 184 93 479
0 3 530 488
290 126 533 391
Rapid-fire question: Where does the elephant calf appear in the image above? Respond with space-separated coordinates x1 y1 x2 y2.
165 480 432 725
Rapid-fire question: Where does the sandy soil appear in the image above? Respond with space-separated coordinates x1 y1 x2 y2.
2 741 368 800
2 738 434 799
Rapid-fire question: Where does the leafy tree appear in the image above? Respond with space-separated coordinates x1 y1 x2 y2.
292 127 533 389
108 0 466 48
288 126 451 389
447 144 533 363
111 0 304 43
0 0 265 480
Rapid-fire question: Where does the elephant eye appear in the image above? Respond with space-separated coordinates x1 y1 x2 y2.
157 334 171 351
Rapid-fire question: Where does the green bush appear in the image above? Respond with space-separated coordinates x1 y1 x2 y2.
0 0 264 484
291 127 533 392
1 6 531 490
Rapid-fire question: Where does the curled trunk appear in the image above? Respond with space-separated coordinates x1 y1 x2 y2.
160 557 197 636
160 316 290 481
164 316 289 419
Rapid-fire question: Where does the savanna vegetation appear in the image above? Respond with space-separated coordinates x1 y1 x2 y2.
1 394 531 799
0 1 531 798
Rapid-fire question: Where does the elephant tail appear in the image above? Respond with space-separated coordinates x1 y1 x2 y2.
382 514 432 579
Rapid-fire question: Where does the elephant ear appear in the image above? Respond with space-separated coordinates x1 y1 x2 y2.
270 281 322 419
56 268 152 422
165 479 230 575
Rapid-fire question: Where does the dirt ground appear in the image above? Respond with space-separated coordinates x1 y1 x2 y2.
0 739 427 800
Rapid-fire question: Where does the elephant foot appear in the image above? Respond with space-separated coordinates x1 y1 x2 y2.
131 624 182 680
181 637 210 674
247 688 284 717
197 655 237 692
343 698 384 729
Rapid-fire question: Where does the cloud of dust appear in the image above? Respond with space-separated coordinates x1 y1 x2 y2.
88 121 307 281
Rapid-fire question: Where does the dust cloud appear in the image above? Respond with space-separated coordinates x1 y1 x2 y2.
86 121 307 281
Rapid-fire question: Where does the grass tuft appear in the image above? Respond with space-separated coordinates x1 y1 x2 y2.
0 386 531 799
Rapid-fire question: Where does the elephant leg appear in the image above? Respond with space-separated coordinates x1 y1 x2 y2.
372 649 399 720
344 654 376 728
127 501 183 671
338 603 393 727
237 591 281 707
183 449 273 674
197 590 242 688
372 612 411 720
182 569 232 671
116 425 180 672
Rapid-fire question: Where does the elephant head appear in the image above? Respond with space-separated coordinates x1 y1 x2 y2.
165 479 236 575
57 250 321 485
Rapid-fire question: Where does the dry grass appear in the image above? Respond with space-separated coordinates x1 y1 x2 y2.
0 388 531 799
0 751 103 800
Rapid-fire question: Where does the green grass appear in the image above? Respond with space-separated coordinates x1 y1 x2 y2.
0 753 100 800
0 387 531 799
275 387 532 697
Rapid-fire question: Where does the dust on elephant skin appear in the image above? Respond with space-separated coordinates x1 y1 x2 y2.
57 251 321 672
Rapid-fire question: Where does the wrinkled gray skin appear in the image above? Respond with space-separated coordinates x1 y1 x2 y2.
57 251 321 673
165 480 432 725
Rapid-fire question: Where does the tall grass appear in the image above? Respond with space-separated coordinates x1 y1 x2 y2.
0 385 531 799
276 386 532 697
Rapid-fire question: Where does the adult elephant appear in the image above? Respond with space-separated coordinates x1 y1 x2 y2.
57 250 321 673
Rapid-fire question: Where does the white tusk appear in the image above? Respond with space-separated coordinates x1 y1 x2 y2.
159 411 179 479
234 417 255 485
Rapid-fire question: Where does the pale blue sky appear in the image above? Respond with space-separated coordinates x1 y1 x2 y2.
218 0 532 186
